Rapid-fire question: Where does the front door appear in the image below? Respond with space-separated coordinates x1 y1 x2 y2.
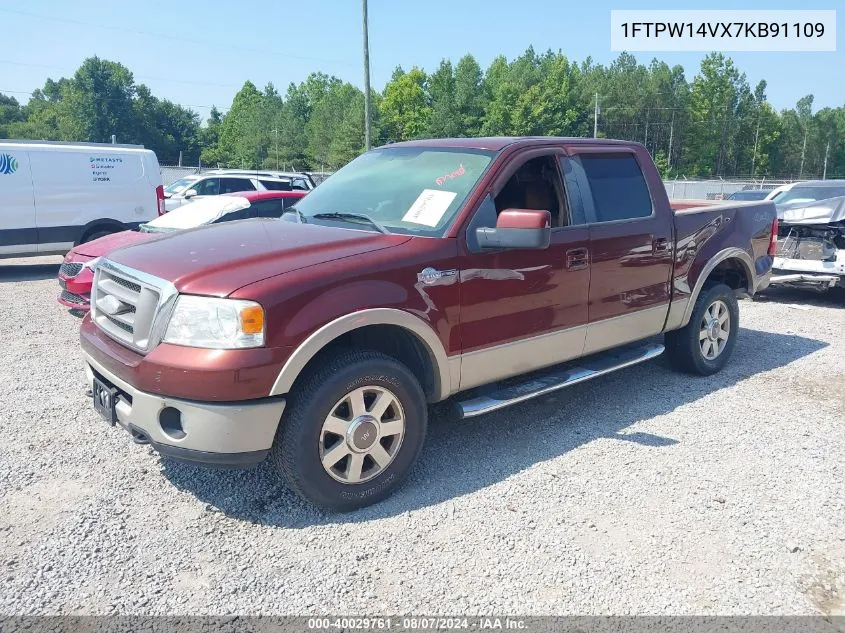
457 153 591 391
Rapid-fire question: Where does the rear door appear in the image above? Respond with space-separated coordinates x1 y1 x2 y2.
0 148 37 256
566 148 674 355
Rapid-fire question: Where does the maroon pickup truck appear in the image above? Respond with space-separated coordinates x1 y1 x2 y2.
79 137 778 511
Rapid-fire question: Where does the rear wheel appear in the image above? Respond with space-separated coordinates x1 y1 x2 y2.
270 350 428 511
664 283 739 376
80 229 113 244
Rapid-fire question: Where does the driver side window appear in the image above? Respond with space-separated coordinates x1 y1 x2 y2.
493 155 569 228
193 178 219 196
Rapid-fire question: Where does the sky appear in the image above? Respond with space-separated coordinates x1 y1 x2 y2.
0 0 842 121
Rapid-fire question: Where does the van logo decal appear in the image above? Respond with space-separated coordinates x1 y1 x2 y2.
0 154 19 175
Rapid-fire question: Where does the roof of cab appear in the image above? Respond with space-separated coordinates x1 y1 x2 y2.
378 136 643 152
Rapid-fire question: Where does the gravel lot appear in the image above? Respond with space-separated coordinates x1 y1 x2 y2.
0 256 843 616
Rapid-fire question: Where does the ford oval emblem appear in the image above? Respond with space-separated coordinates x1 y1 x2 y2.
418 267 441 285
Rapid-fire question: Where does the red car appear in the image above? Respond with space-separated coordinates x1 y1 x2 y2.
58 190 307 315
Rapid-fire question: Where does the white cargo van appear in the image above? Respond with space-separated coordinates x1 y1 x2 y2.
0 140 164 258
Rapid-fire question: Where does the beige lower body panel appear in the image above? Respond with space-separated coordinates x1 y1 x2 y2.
457 305 669 392
84 353 285 455
459 325 587 392
583 305 668 356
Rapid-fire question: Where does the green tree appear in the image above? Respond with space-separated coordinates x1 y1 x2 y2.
426 60 460 137
685 53 750 176
380 67 430 141
216 80 269 168
453 54 485 136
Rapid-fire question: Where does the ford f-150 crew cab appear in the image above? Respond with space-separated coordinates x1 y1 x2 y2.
79 137 778 511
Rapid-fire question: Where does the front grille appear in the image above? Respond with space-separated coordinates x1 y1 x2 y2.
60 262 84 277
111 275 142 293
106 315 134 333
60 290 88 306
91 262 171 353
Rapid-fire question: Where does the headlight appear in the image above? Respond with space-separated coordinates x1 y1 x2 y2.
163 296 265 349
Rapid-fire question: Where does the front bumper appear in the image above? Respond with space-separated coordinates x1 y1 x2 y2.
58 258 94 314
83 352 286 468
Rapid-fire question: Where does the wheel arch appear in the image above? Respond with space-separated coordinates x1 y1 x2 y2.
269 309 454 403
680 247 755 328
76 218 130 245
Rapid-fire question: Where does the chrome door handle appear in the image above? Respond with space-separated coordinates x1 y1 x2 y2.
566 247 589 270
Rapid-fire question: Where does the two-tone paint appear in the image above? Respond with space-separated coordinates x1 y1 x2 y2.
79 137 777 462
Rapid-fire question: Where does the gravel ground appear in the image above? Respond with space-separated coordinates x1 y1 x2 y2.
0 256 843 616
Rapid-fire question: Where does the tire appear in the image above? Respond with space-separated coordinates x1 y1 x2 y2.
270 349 428 511
80 229 113 244
664 283 739 376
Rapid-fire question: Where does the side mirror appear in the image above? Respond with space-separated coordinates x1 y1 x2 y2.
183 189 198 199
475 209 551 250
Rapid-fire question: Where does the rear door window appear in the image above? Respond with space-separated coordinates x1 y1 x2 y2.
259 179 292 191
578 154 653 223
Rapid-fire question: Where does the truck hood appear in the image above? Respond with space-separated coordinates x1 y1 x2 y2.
107 218 411 297
73 229 155 257
778 195 845 225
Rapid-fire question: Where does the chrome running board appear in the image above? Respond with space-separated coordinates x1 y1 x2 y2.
457 342 665 419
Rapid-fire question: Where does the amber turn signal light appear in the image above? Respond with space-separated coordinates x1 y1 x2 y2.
240 305 265 334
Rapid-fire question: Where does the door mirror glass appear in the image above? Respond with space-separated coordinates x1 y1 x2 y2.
475 209 551 250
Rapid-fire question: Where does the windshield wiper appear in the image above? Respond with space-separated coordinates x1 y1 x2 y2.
285 207 307 224
312 212 389 234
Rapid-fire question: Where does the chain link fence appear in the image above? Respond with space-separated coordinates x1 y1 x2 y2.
662 178 796 200
162 164 799 201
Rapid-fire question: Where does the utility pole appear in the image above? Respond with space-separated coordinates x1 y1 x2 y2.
799 127 808 178
667 109 675 170
823 139 830 179
643 108 649 150
271 128 279 170
593 92 599 138
751 116 760 177
362 0 372 150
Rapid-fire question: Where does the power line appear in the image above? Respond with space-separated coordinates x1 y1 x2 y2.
0 60 244 89
0 88 226 112
0 8 356 68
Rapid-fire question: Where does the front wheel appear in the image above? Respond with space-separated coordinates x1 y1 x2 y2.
664 283 739 376
270 350 428 511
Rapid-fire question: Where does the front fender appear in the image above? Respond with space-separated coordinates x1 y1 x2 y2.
268 308 455 402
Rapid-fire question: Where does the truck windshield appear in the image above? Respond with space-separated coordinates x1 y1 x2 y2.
293 147 495 236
